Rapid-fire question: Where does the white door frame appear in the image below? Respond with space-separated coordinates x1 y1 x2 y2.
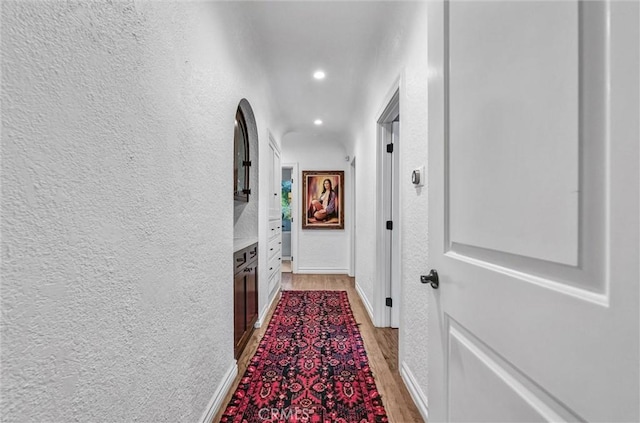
375 81 401 328
349 156 356 278
282 162 299 274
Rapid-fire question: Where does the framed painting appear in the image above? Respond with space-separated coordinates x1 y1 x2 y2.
302 170 344 230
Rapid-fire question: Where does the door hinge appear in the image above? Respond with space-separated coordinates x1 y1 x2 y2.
291 256 293 261
243 160 252 167
386 220 393 230
386 143 394 153
386 297 392 307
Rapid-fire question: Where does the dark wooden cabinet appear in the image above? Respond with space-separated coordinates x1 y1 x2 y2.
245 263 257 332
233 243 258 358
233 271 245 348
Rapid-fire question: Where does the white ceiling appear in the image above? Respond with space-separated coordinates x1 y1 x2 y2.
216 1 412 140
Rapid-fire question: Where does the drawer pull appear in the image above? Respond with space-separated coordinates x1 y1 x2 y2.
270 248 274 251
269 267 273 271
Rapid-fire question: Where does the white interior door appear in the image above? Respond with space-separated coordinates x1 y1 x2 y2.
382 122 394 325
426 1 639 422
390 120 400 328
377 88 401 328
381 116 401 328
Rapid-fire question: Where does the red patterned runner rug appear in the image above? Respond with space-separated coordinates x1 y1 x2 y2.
221 290 388 423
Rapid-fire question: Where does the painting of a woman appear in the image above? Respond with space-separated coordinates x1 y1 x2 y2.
308 178 337 221
302 171 344 229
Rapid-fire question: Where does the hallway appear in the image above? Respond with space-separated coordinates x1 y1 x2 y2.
214 273 424 423
2 1 638 422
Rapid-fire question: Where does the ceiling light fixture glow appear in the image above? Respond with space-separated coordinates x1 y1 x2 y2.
313 70 326 80
314 119 323 125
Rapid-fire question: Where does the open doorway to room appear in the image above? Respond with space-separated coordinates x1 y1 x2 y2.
281 165 296 273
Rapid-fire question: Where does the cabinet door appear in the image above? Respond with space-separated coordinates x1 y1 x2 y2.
233 272 245 349
245 265 258 329
273 146 281 212
268 140 281 219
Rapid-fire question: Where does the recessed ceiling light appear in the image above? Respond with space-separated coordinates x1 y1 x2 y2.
313 70 326 80
314 119 323 125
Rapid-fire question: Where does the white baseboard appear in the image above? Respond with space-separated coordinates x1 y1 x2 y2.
200 360 238 423
255 288 281 328
296 267 349 274
355 281 374 323
400 361 429 423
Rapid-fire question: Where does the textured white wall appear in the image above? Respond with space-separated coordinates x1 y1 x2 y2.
281 133 350 273
1 2 269 421
350 1 430 407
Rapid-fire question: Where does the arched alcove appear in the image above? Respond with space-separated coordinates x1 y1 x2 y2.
233 98 259 238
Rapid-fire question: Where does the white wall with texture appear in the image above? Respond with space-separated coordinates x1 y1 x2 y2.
350 2 430 416
1 1 270 421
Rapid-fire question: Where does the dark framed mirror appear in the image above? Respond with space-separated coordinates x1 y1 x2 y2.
234 106 250 202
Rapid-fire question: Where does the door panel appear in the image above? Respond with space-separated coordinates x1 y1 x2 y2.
449 1 579 266
447 318 581 423
427 1 639 422
234 272 244 349
245 265 257 328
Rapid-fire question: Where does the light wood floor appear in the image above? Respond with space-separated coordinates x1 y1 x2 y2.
213 273 425 423
281 259 292 273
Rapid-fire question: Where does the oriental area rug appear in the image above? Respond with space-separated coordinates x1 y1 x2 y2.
220 290 388 423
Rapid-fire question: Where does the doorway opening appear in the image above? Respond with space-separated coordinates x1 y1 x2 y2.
281 164 297 273
376 88 401 329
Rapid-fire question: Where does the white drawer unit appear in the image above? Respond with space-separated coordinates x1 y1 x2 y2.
269 271 281 297
269 220 282 238
268 236 281 260
267 217 281 297
268 253 280 279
